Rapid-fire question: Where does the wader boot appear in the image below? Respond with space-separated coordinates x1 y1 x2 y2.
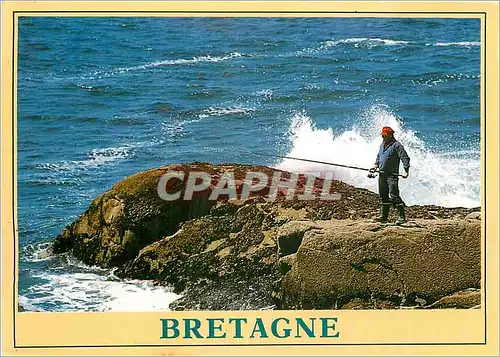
373 204 390 224
395 203 406 225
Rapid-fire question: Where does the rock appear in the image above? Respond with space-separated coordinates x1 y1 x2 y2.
407 205 479 220
118 203 281 309
340 298 396 310
53 164 217 267
276 221 319 256
426 289 481 309
53 163 285 267
52 163 482 310
465 211 481 220
279 254 296 274
277 219 481 309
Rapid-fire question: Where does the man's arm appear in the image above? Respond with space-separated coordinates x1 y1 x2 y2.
374 147 380 168
395 142 410 174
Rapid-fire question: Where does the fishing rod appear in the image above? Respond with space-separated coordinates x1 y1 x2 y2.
239 150 403 178
203 147 403 177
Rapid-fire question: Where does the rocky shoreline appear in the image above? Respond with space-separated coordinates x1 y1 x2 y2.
53 163 481 310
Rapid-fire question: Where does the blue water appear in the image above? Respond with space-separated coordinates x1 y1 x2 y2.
17 17 480 311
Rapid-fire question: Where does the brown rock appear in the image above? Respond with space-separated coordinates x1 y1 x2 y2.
426 289 481 309
276 221 319 256
465 211 481 220
51 163 482 310
278 219 481 309
53 163 286 267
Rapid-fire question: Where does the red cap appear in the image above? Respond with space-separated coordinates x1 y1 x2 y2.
381 126 394 136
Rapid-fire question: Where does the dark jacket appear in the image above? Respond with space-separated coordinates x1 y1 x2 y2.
375 139 410 175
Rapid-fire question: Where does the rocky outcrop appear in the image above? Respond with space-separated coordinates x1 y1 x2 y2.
52 163 481 310
52 163 284 267
52 164 208 267
276 219 480 309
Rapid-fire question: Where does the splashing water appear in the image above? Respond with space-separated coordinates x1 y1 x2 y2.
275 105 480 208
19 251 181 312
20 272 181 312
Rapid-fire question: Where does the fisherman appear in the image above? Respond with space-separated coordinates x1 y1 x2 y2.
370 126 410 225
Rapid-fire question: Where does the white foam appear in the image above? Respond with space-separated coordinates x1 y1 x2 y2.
87 52 243 79
275 106 480 208
298 38 480 56
18 295 40 312
160 116 207 140
36 145 135 172
294 38 410 56
324 38 409 48
410 73 480 87
255 89 274 100
432 41 480 47
198 105 255 119
161 121 187 139
20 250 181 312
22 270 181 312
21 242 54 263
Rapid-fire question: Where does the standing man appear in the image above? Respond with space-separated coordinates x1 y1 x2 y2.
370 126 410 225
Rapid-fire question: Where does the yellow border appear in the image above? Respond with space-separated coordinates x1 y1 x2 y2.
2 1 499 356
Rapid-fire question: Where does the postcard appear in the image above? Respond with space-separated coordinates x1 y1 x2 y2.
1 1 498 356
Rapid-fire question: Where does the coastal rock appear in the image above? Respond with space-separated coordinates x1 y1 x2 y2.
119 202 281 310
277 219 481 309
52 163 481 309
53 164 214 267
426 289 481 309
276 221 319 256
279 254 297 275
465 211 481 220
52 163 283 267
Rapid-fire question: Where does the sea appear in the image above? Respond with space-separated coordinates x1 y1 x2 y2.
16 17 481 312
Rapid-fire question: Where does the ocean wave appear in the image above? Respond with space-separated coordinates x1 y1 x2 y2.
18 295 41 312
325 38 409 47
161 120 191 140
86 52 244 79
106 115 145 126
21 242 54 263
409 72 479 86
63 84 133 97
198 105 255 119
20 270 180 312
254 89 274 100
34 145 134 172
432 41 480 47
275 105 480 208
249 88 298 104
26 177 82 187
295 38 479 57
294 38 409 56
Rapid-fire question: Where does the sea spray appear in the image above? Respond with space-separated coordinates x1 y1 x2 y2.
19 249 181 312
276 105 480 208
